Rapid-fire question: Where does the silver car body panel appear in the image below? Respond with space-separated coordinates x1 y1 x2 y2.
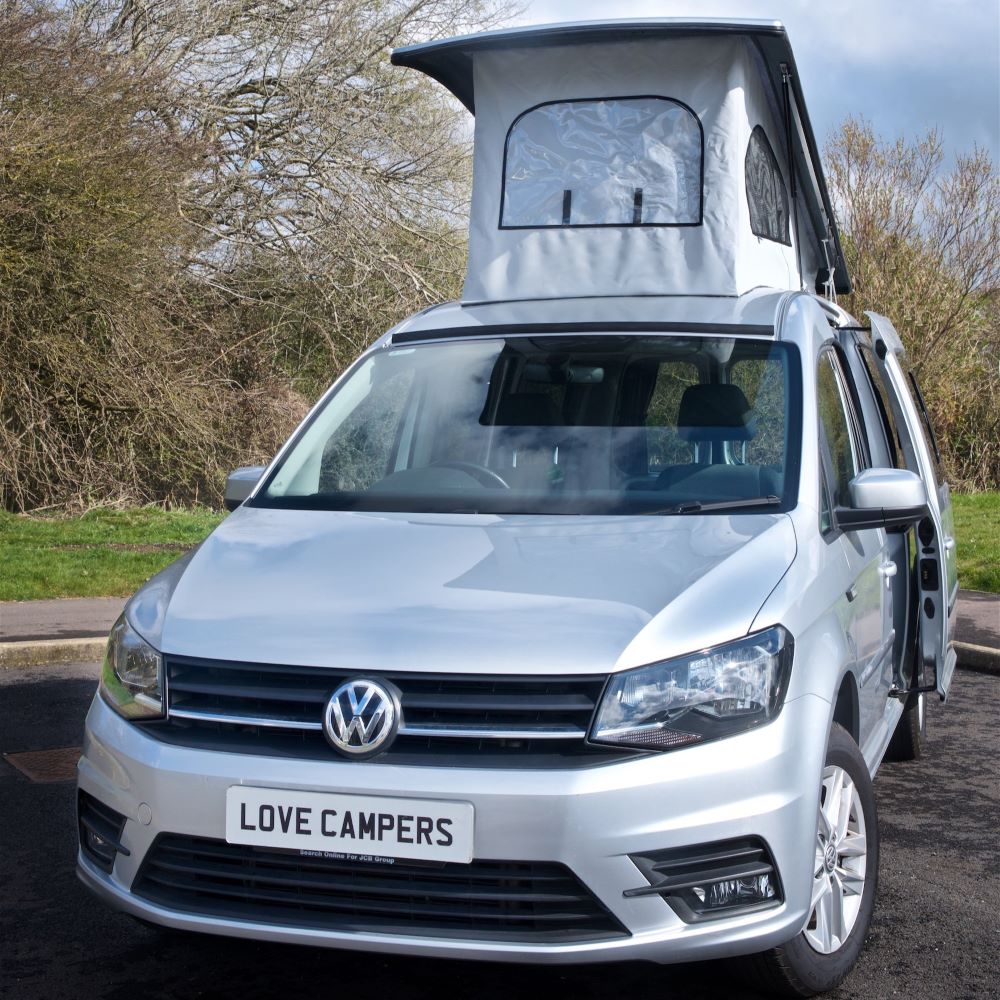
78 684 830 964
152 505 796 675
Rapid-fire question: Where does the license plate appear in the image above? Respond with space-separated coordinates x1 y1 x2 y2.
225 786 474 864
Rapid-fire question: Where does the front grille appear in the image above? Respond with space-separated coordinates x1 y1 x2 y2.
132 834 628 942
149 655 629 766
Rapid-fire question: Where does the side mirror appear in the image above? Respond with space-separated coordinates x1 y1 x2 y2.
837 468 928 532
224 466 266 511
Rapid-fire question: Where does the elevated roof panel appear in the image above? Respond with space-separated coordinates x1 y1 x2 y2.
393 19 850 295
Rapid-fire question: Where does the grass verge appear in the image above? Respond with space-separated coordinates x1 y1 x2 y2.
0 495 996 602
0 507 224 602
951 492 999 594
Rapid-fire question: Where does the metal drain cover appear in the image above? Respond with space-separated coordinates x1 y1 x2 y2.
4 747 81 783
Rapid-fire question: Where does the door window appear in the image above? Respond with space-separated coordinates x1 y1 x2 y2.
907 371 945 486
858 345 907 470
817 352 861 529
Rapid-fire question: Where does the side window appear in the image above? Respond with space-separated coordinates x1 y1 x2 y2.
907 371 946 486
319 368 415 492
745 125 790 244
816 352 861 527
645 361 699 471
858 345 906 470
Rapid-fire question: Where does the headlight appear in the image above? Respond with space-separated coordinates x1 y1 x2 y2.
591 626 792 751
99 614 163 720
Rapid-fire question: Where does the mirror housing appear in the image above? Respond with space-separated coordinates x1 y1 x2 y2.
837 468 928 532
224 465 266 511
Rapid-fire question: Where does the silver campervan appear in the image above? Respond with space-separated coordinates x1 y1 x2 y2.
77 20 958 998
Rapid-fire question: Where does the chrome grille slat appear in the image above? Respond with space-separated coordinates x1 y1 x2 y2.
399 722 586 739
168 707 324 730
167 706 588 739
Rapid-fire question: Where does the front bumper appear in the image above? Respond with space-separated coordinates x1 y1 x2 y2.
77 691 829 964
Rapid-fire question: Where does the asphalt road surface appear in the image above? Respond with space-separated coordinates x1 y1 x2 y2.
1 662 997 1000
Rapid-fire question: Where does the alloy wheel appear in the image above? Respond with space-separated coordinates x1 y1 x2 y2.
804 764 868 954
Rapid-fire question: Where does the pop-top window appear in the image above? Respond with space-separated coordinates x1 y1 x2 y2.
500 97 703 228
745 125 790 244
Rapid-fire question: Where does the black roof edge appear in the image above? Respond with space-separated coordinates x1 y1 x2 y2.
392 20 851 296
390 321 776 345
392 21 786 113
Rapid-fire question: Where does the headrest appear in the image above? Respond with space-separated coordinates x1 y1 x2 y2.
677 384 756 441
492 392 562 427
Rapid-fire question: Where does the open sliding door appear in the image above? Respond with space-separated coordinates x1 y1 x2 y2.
866 313 958 700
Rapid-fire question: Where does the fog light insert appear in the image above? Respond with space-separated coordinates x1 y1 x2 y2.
695 872 777 908
78 791 130 874
624 837 782 923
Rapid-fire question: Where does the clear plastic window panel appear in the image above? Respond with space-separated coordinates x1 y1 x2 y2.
745 126 790 244
501 98 702 228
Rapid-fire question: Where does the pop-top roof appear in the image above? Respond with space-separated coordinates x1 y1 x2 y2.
393 19 851 299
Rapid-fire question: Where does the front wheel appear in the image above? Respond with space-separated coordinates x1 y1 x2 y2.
742 723 879 997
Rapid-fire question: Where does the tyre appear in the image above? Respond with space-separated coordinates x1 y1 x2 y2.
885 691 926 762
742 723 879 998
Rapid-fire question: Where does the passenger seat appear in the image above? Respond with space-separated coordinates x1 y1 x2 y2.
656 384 763 496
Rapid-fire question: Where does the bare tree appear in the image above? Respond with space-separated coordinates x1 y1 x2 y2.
826 119 1000 489
2 0 513 511
74 0 511 366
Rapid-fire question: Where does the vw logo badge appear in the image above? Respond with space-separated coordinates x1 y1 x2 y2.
323 678 399 758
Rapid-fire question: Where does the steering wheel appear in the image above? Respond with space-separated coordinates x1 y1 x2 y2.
430 461 510 489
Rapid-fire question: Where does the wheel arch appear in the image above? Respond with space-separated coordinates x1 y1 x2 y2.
832 672 860 746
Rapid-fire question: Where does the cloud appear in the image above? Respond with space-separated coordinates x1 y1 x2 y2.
511 0 1000 160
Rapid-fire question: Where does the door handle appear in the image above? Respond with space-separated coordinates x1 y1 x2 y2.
878 561 897 589
944 537 956 552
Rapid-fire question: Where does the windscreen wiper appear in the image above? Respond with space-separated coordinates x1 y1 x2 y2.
650 495 782 515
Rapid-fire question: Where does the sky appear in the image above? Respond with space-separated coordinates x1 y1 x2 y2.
511 0 1000 162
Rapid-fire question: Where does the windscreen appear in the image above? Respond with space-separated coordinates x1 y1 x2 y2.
256 335 800 515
